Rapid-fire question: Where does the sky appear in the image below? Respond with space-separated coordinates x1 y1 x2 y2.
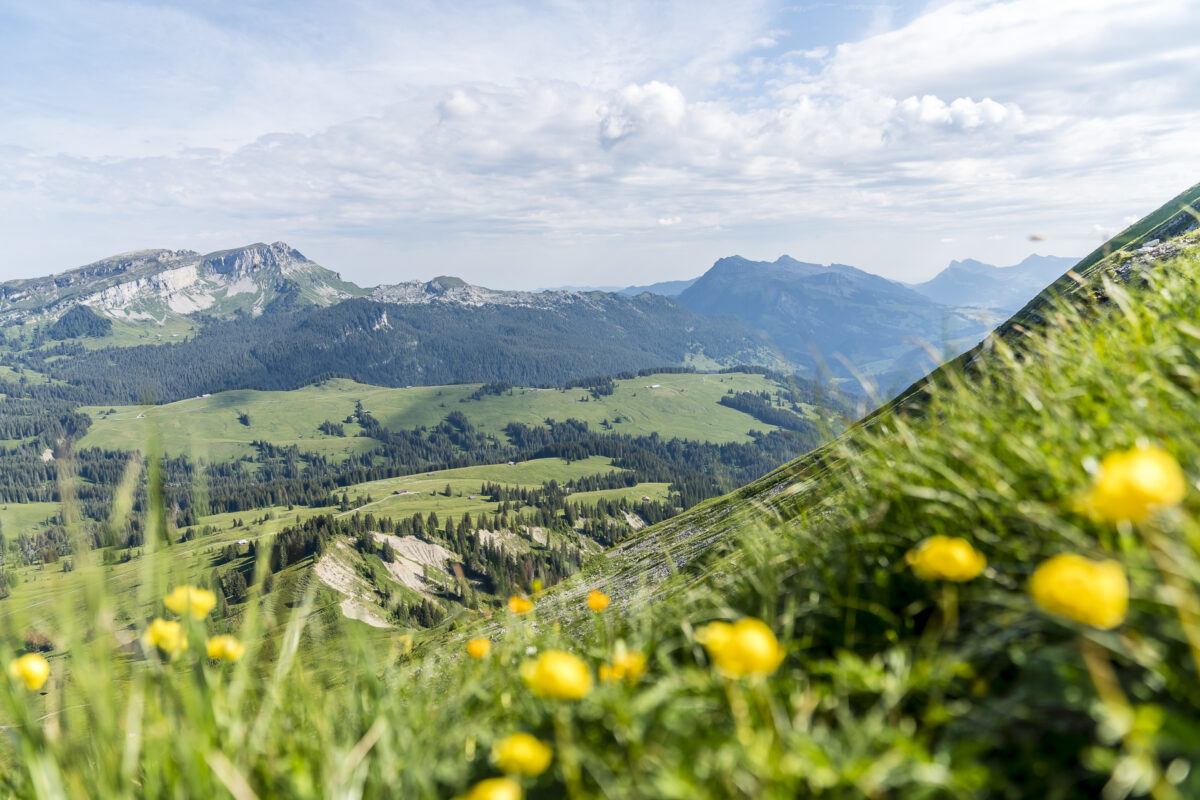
1 0 1198 289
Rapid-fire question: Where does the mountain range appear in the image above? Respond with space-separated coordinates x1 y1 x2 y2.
0 242 1079 397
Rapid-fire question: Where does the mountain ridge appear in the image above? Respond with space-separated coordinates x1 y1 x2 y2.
675 253 985 389
0 242 364 324
909 253 1079 309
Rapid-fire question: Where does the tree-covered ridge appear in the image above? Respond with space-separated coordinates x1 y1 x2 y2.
11 296 780 404
47 305 112 340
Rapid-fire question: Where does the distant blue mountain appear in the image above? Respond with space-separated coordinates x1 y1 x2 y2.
617 277 698 297
674 255 987 391
910 254 1079 310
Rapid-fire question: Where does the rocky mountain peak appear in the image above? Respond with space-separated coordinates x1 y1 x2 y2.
199 242 310 277
423 276 469 294
0 241 358 324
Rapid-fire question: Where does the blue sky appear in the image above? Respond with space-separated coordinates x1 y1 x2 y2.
1 0 1198 288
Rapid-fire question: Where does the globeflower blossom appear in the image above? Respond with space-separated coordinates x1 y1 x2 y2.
7 653 50 690
906 536 987 582
599 642 646 684
695 617 784 678
205 635 245 662
508 596 534 615
492 732 553 776
1031 553 1128 629
587 589 610 612
164 585 218 620
520 649 593 699
466 638 491 659
143 618 187 657
1084 446 1186 523
454 776 522 800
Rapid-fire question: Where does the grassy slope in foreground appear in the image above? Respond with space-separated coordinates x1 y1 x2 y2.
2 195 1200 796
76 371 806 463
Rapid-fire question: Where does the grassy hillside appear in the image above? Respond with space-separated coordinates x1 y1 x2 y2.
3 197 1199 796
885 179 1200 415
76 371 816 462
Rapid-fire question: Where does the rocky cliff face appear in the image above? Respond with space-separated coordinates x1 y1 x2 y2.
0 243 363 324
371 276 599 310
200 242 310 277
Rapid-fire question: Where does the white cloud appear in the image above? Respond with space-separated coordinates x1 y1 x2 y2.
896 95 1020 130
599 82 688 146
1 0 1198 287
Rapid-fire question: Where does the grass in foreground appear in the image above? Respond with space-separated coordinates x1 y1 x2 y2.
2 245 1200 798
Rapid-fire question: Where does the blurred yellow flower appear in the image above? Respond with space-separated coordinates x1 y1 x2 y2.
696 617 784 678
143 618 187 657
467 638 492 659
586 589 610 612
164 585 217 620
508 596 533 614
7 653 49 691
1084 446 1186 523
492 732 552 776
205 634 245 662
600 642 646 684
1030 554 1128 629
454 777 522 800
906 536 987 582
520 649 593 700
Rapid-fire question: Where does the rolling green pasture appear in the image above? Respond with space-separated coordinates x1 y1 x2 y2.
76 371 795 462
0 502 61 535
79 315 199 349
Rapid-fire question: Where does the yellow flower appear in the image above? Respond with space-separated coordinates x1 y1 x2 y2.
1030 553 1128 629
467 638 492 659
142 618 187 657
520 649 593 700
164 585 218 620
906 536 987 582
454 777 522 800
696 617 784 678
508 596 533 614
492 732 553 776
600 642 646 684
1084 446 1186 523
205 635 245 662
8 653 50 691
586 589 610 612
